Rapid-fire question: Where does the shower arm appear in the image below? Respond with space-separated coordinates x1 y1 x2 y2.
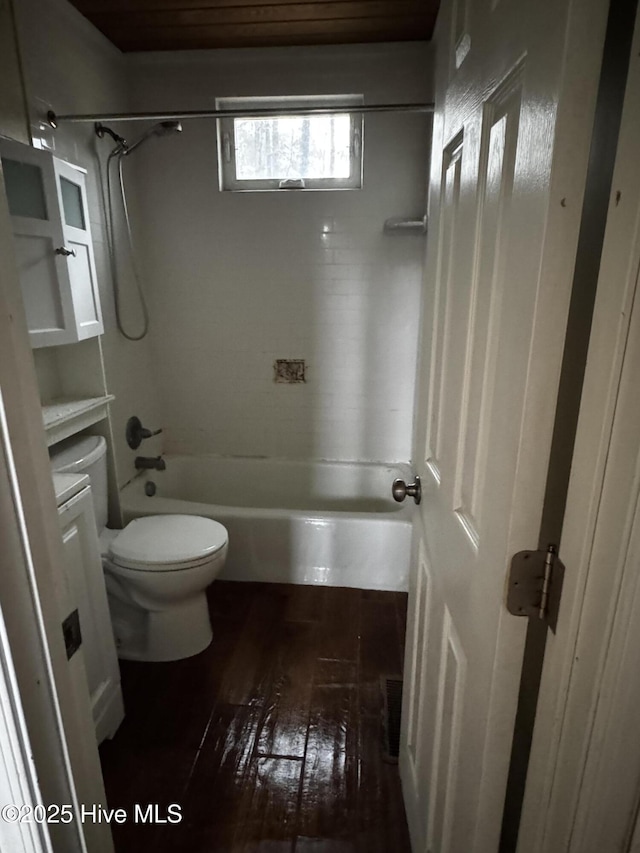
95 122 127 148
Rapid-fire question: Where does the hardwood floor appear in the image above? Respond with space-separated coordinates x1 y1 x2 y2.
99 581 411 852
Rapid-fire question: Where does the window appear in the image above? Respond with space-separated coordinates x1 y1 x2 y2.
217 95 364 192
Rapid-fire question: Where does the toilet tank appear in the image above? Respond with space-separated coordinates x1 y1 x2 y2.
50 435 108 532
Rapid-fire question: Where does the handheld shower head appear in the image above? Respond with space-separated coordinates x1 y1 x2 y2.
156 121 183 136
122 120 183 156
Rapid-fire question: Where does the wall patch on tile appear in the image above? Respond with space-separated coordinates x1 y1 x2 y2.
274 359 306 383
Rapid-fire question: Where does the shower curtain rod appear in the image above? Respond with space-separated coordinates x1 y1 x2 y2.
46 102 434 127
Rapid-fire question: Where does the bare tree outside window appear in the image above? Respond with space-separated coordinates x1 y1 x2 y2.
217 95 363 191
234 114 352 181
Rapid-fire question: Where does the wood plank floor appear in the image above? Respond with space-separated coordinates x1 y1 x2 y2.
99 581 412 853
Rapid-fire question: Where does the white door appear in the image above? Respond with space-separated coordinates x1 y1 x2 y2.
399 0 611 850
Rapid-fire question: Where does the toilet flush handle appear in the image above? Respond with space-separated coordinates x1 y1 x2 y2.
392 476 422 505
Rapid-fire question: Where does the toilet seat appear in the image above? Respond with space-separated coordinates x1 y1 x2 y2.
109 550 222 574
108 515 228 573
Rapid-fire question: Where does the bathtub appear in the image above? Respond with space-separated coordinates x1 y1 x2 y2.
120 455 413 592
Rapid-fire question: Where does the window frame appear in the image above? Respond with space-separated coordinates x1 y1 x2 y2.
216 94 364 192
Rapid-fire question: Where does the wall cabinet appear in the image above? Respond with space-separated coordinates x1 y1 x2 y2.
0 138 103 348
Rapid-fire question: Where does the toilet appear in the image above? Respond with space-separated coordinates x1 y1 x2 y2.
50 435 228 662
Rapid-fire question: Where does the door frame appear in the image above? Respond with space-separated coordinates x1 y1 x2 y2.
519 4 640 849
0 422 53 853
0 155 113 851
501 0 640 846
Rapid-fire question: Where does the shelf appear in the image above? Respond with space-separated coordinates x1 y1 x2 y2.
43 395 114 447
383 215 427 235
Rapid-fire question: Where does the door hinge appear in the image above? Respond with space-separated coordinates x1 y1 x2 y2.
506 544 565 633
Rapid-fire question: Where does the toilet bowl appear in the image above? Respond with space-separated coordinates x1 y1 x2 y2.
100 514 228 661
50 435 229 662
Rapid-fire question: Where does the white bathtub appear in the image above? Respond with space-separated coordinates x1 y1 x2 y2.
120 455 413 592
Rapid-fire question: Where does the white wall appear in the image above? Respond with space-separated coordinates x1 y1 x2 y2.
12 0 165 488
0 1 29 145
130 43 432 462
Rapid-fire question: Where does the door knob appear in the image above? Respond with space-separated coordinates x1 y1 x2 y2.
392 475 421 505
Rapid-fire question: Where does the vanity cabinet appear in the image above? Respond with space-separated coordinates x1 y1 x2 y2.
53 473 123 744
0 138 103 348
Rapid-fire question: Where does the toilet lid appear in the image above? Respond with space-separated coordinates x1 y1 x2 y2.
110 515 228 570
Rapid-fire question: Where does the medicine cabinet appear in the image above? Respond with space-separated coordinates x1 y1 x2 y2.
0 137 103 348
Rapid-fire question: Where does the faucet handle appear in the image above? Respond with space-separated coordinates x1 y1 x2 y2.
126 416 163 450
140 427 162 440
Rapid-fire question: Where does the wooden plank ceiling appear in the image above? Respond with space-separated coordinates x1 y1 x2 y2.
67 0 439 52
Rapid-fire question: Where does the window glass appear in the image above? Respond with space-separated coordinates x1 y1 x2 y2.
60 176 86 230
218 95 363 192
234 114 352 181
2 158 48 220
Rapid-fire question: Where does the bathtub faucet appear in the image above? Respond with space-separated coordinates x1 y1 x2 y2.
135 456 166 471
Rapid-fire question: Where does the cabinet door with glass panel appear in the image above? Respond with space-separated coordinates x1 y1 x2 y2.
0 138 103 347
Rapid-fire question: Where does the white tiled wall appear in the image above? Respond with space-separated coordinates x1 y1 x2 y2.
7 4 433 471
130 43 432 463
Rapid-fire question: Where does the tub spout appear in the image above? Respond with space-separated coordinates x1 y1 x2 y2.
135 456 166 471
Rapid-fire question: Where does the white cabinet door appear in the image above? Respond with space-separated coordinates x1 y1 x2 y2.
1 140 75 346
53 158 103 342
0 139 103 347
399 0 610 850
57 486 123 744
